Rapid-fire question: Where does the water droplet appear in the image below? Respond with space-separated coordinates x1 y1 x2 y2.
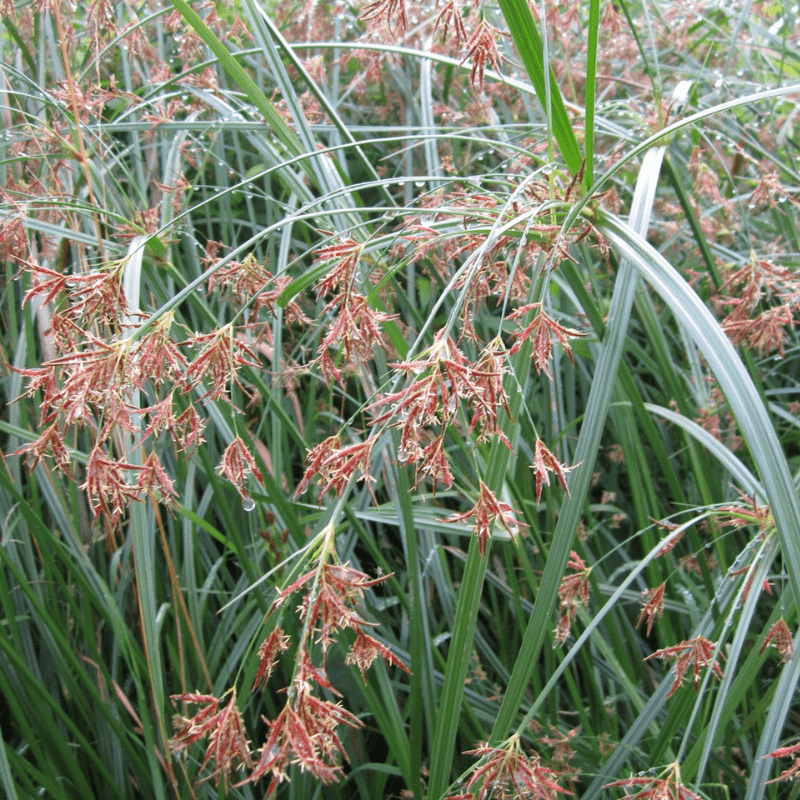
768 18 784 36
414 180 425 188
242 497 256 512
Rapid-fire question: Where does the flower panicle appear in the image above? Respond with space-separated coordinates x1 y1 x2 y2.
441 479 528 557
507 304 588 376
170 690 253 791
637 583 666 637
555 551 592 645
240 657 364 795
532 438 579 503
760 619 794 664
358 0 408 37
645 636 724 698
216 436 264 507
369 334 513 495
445 735 572 800
764 740 800 784
463 20 504 91
604 761 701 799
295 436 375 500
265 560 409 676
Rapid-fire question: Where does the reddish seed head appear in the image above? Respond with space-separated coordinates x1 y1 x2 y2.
637 583 666 637
532 439 579 503
442 480 528 557
645 636 724 698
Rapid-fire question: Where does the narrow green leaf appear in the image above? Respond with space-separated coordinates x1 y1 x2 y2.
0 740 18 800
427 537 489 800
585 0 601 187
168 0 303 157
497 0 583 175
600 215 800 607
489 143 670 744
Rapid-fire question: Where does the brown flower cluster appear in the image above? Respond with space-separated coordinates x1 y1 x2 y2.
645 636 724 698
206 248 308 329
246 553 410 790
765 739 800 784
399 179 596 338
356 0 506 91
170 690 252 791
296 436 376 500
760 619 794 664
714 251 800 359
311 233 396 385
445 735 572 800
369 332 513 494
555 551 592 645
13 246 292 525
171 530 409 794
605 761 701 800
442 479 528 556
637 583 666 638
506 304 587 377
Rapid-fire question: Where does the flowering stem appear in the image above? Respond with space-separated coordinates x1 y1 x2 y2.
490 138 669 746
427 275 545 799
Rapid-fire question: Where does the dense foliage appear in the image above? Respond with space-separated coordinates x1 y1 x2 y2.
2 1 800 799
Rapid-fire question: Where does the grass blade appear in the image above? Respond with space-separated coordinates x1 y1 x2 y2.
600 215 800 607
497 0 583 175
489 142 670 744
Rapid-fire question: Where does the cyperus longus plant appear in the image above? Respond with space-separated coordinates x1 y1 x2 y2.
3 1 800 800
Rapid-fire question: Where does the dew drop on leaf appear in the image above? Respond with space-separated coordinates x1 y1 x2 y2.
242 497 256 512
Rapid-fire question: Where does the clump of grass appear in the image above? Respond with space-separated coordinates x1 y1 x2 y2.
2 1 800 799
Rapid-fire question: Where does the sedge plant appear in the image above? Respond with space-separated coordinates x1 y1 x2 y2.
2 1 800 799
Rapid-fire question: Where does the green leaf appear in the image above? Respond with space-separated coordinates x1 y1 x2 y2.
497 0 583 175
600 215 800 607
489 141 670 746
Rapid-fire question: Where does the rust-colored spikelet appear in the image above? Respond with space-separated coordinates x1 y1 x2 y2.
760 619 794 663
764 740 800 784
445 735 572 800
441 479 528 557
645 636 724 698
555 551 592 645
605 761 701 799
637 583 666 637
507 304 587 376
532 439 579 503
170 690 253 791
